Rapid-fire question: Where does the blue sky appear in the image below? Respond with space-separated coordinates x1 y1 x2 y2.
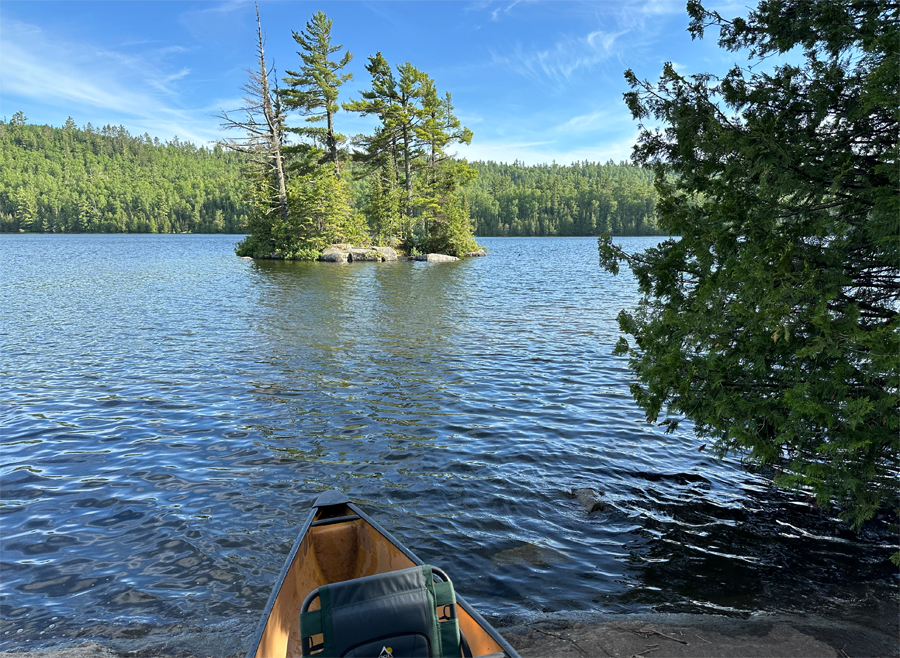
0 0 751 165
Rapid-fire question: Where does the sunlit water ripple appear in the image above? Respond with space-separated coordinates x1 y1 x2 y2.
1 234 896 651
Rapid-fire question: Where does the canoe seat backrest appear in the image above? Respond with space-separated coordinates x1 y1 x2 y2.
300 565 464 657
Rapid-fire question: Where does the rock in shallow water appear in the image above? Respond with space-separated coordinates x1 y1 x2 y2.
414 253 459 262
572 487 606 513
491 543 567 567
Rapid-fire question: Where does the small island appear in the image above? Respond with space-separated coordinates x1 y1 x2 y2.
222 10 483 263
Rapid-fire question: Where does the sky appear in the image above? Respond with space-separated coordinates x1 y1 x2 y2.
0 0 754 166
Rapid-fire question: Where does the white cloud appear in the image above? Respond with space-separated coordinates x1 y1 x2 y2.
153 67 193 93
554 106 632 134
2 32 160 115
635 0 685 18
490 35 608 91
488 0 680 91
177 0 248 41
490 0 527 21
457 131 637 166
586 29 628 55
0 16 221 145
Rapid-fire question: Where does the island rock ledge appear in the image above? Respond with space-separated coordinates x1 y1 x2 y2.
320 245 398 263
414 253 458 262
319 245 483 263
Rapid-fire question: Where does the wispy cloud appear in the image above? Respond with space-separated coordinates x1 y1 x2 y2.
490 33 614 91
2 22 162 115
178 0 248 41
152 67 193 93
457 131 637 166
0 16 219 144
491 0 527 21
554 107 629 134
488 0 684 90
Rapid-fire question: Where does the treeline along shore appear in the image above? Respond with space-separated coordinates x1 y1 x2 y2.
0 115 663 238
468 160 659 237
0 115 248 234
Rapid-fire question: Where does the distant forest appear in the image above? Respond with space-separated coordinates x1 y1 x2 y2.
468 161 659 236
0 115 248 234
0 115 662 236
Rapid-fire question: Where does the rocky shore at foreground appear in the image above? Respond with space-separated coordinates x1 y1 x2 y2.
2 610 896 658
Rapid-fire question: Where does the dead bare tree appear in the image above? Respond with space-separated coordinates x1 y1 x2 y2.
216 4 289 222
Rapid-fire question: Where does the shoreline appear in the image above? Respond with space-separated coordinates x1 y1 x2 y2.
2 609 897 658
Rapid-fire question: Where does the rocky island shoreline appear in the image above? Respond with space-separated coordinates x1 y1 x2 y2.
316 244 487 263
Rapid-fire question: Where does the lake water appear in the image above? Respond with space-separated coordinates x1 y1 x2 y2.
1 234 896 651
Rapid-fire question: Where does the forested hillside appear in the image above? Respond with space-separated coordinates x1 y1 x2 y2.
1 114 663 237
0 114 248 234
468 160 660 236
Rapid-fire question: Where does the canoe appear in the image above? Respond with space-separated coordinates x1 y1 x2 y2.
246 490 521 658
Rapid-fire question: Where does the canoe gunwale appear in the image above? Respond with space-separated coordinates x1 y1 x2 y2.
246 504 319 658
245 492 521 658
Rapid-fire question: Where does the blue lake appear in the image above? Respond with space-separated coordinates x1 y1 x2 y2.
1 234 896 651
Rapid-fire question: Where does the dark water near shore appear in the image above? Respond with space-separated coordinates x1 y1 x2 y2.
1 234 896 651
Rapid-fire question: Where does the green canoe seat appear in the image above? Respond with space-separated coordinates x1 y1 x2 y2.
300 565 467 657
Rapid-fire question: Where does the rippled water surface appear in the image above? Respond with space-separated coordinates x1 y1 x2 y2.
1 234 896 650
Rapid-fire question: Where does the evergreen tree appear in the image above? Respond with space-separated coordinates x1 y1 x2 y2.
267 170 366 259
346 54 479 252
14 186 37 231
394 62 428 230
344 52 406 239
413 82 477 253
343 52 402 178
599 0 899 534
281 11 353 178
364 166 402 245
466 160 660 237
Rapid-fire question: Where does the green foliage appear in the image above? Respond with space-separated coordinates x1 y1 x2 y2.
345 51 480 255
422 192 479 257
0 120 247 233
343 52 403 175
5 11 665 251
281 11 353 177
364 167 402 245
468 160 662 237
237 169 363 260
600 0 899 529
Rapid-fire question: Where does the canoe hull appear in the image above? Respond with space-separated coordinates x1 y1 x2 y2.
247 492 519 658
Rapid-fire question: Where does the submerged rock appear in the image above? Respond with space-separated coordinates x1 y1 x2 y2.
571 487 607 514
465 249 487 257
491 543 567 567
